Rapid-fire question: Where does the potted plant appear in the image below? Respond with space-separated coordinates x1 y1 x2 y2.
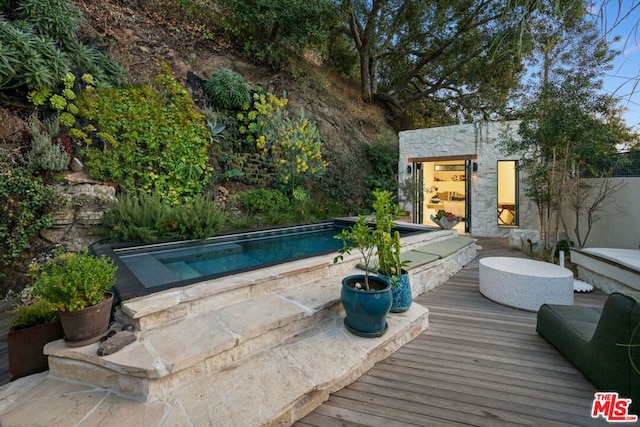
431 209 460 229
334 215 392 337
5 291 64 380
31 250 117 347
373 190 412 313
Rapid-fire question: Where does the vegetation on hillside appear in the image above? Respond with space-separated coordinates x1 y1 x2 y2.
0 0 637 294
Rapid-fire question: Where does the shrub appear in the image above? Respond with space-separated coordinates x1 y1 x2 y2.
6 297 59 329
0 151 56 278
30 250 117 312
25 115 69 172
259 110 327 195
0 0 125 92
203 68 251 110
103 192 225 242
232 188 289 214
76 71 213 203
364 132 399 205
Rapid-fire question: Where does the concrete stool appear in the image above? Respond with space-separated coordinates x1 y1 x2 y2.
479 257 574 312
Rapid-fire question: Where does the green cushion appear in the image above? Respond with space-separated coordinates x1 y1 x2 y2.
356 250 440 273
413 236 475 258
402 251 440 269
537 292 640 413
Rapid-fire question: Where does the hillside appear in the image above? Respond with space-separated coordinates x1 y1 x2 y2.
73 0 395 199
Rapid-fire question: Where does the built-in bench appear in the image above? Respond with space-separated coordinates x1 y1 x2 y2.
537 292 640 413
358 235 477 295
358 236 476 271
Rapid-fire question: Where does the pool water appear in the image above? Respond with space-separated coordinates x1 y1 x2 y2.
119 227 342 287
93 220 429 300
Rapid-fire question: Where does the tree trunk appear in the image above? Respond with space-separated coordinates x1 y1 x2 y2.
360 50 374 102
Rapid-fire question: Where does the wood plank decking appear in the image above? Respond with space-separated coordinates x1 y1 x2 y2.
295 237 610 427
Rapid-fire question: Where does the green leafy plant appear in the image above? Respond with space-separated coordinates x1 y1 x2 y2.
373 190 406 279
0 0 125 92
31 250 117 312
203 68 251 110
259 110 327 196
237 90 288 149
25 114 69 172
27 72 86 127
0 151 56 278
103 192 225 243
364 132 399 204
232 188 290 214
76 70 212 203
6 297 59 330
334 215 378 290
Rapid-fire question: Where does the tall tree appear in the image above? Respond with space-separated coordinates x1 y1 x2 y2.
340 0 547 121
501 3 633 256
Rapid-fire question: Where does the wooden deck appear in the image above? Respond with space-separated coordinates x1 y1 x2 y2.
0 299 11 386
295 237 610 427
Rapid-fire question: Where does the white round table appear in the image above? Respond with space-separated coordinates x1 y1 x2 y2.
479 257 574 311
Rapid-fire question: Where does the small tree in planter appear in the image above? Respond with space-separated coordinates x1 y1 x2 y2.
334 193 395 337
334 215 379 290
31 250 117 346
373 190 412 312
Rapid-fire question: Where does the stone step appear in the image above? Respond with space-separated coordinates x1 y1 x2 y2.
116 253 353 331
44 267 387 400
165 304 429 426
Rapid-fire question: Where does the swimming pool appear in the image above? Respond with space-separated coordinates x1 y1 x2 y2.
92 220 430 301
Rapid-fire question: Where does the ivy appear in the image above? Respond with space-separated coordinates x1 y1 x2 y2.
0 151 56 278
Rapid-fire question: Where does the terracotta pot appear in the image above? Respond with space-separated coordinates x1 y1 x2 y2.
59 292 114 347
8 321 64 381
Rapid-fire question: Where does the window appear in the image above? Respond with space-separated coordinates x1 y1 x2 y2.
497 160 518 226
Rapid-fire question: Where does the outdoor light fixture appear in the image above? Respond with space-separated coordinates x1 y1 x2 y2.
473 162 478 172
407 165 412 173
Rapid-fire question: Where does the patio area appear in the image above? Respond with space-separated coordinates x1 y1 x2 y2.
295 237 610 426
0 238 611 425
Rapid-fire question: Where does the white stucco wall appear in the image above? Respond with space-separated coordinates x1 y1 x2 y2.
560 177 640 249
398 121 538 237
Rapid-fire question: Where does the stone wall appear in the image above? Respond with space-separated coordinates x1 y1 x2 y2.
398 121 538 237
40 173 117 251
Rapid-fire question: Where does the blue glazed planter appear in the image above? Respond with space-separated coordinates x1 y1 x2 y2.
341 275 392 337
380 271 412 313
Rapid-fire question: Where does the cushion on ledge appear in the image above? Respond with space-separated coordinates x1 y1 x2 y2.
413 236 475 259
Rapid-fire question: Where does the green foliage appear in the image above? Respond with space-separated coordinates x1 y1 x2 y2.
232 188 290 214
372 190 406 279
203 68 251 110
28 72 84 126
334 215 377 290
219 0 337 65
103 192 225 243
31 250 116 312
237 90 289 148
364 132 399 203
25 115 69 172
76 71 213 203
6 297 59 329
0 0 126 92
0 151 56 277
259 110 328 195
